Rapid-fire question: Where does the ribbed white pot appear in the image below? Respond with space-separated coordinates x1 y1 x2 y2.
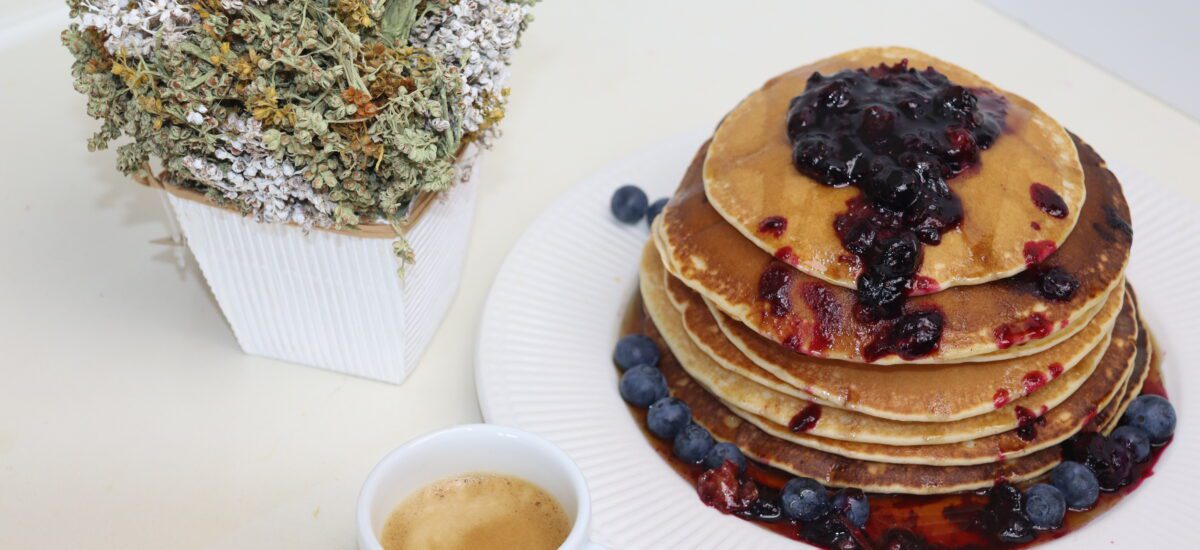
164 154 479 384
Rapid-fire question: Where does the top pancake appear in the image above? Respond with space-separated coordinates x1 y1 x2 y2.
658 133 1131 364
704 47 1085 290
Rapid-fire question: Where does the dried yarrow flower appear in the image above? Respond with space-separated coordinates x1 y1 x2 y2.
64 0 536 263
412 0 534 142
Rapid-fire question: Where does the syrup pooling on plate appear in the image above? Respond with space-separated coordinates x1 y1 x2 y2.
618 296 1174 549
787 60 1008 330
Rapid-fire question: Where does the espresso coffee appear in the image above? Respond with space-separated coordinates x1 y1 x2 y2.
379 472 571 550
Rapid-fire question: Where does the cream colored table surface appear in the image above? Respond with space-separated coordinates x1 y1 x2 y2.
1 2 1197 549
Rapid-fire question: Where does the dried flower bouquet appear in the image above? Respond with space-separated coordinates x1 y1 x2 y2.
61 0 537 382
64 0 534 233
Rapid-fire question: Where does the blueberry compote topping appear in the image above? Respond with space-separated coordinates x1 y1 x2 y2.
864 309 945 361
1033 266 1079 301
787 60 1007 325
789 403 823 433
1029 183 1068 218
759 262 794 317
759 216 789 237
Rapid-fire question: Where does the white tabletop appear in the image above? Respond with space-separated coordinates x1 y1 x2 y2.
2 1 1198 548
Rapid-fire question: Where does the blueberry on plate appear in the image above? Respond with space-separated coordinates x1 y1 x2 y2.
1123 395 1176 445
781 477 829 521
647 397 691 439
703 442 747 474
1049 461 1099 510
673 422 715 463
613 334 660 371
618 365 667 407
1023 483 1066 530
646 197 669 227
611 185 649 224
1110 425 1152 463
831 488 870 528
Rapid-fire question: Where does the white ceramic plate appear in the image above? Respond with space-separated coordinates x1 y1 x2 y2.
476 132 1198 549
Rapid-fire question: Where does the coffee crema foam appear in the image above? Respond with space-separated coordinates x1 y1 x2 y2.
379 472 571 550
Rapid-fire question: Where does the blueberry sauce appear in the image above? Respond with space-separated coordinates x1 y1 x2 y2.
1033 267 1079 302
759 216 789 238
1029 183 1068 219
698 460 760 513
994 313 1054 349
993 388 1012 409
801 283 841 353
786 60 1007 324
864 309 945 361
758 262 794 317
789 403 823 433
1022 241 1057 266
910 275 940 296
1014 405 1048 441
775 246 798 265
1022 371 1048 396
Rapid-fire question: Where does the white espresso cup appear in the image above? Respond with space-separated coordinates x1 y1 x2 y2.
357 423 607 550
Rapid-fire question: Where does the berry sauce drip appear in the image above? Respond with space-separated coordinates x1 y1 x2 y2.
758 216 789 238
789 403 823 433
786 60 1007 325
1014 405 1047 441
863 309 945 361
1022 241 1057 266
698 461 760 513
1022 371 1048 396
758 262 794 317
801 283 841 353
994 313 1054 349
1033 266 1079 302
993 388 1011 409
1030 183 1068 218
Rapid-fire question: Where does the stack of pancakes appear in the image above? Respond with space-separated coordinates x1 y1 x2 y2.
640 48 1145 495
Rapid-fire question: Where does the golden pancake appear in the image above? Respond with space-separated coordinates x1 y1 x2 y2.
725 307 1138 466
658 134 1131 364
1096 307 1153 434
707 282 1122 422
645 322 1061 494
704 47 1085 290
641 240 1116 446
656 222 1127 423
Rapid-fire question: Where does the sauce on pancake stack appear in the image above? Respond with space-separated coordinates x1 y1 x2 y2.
616 47 1175 548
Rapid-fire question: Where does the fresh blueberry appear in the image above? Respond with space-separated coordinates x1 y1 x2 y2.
1049 461 1099 510
703 442 747 474
646 197 669 227
618 365 667 407
1110 425 1152 463
672 422 715 464
613 334 659 371
646 397 691 439
831 488 870 528
611 185 649 224
1123 395 1176 445
1023 483 1066 530
781 477 829 521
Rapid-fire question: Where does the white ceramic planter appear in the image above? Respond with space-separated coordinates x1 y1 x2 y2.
164 154 480 384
